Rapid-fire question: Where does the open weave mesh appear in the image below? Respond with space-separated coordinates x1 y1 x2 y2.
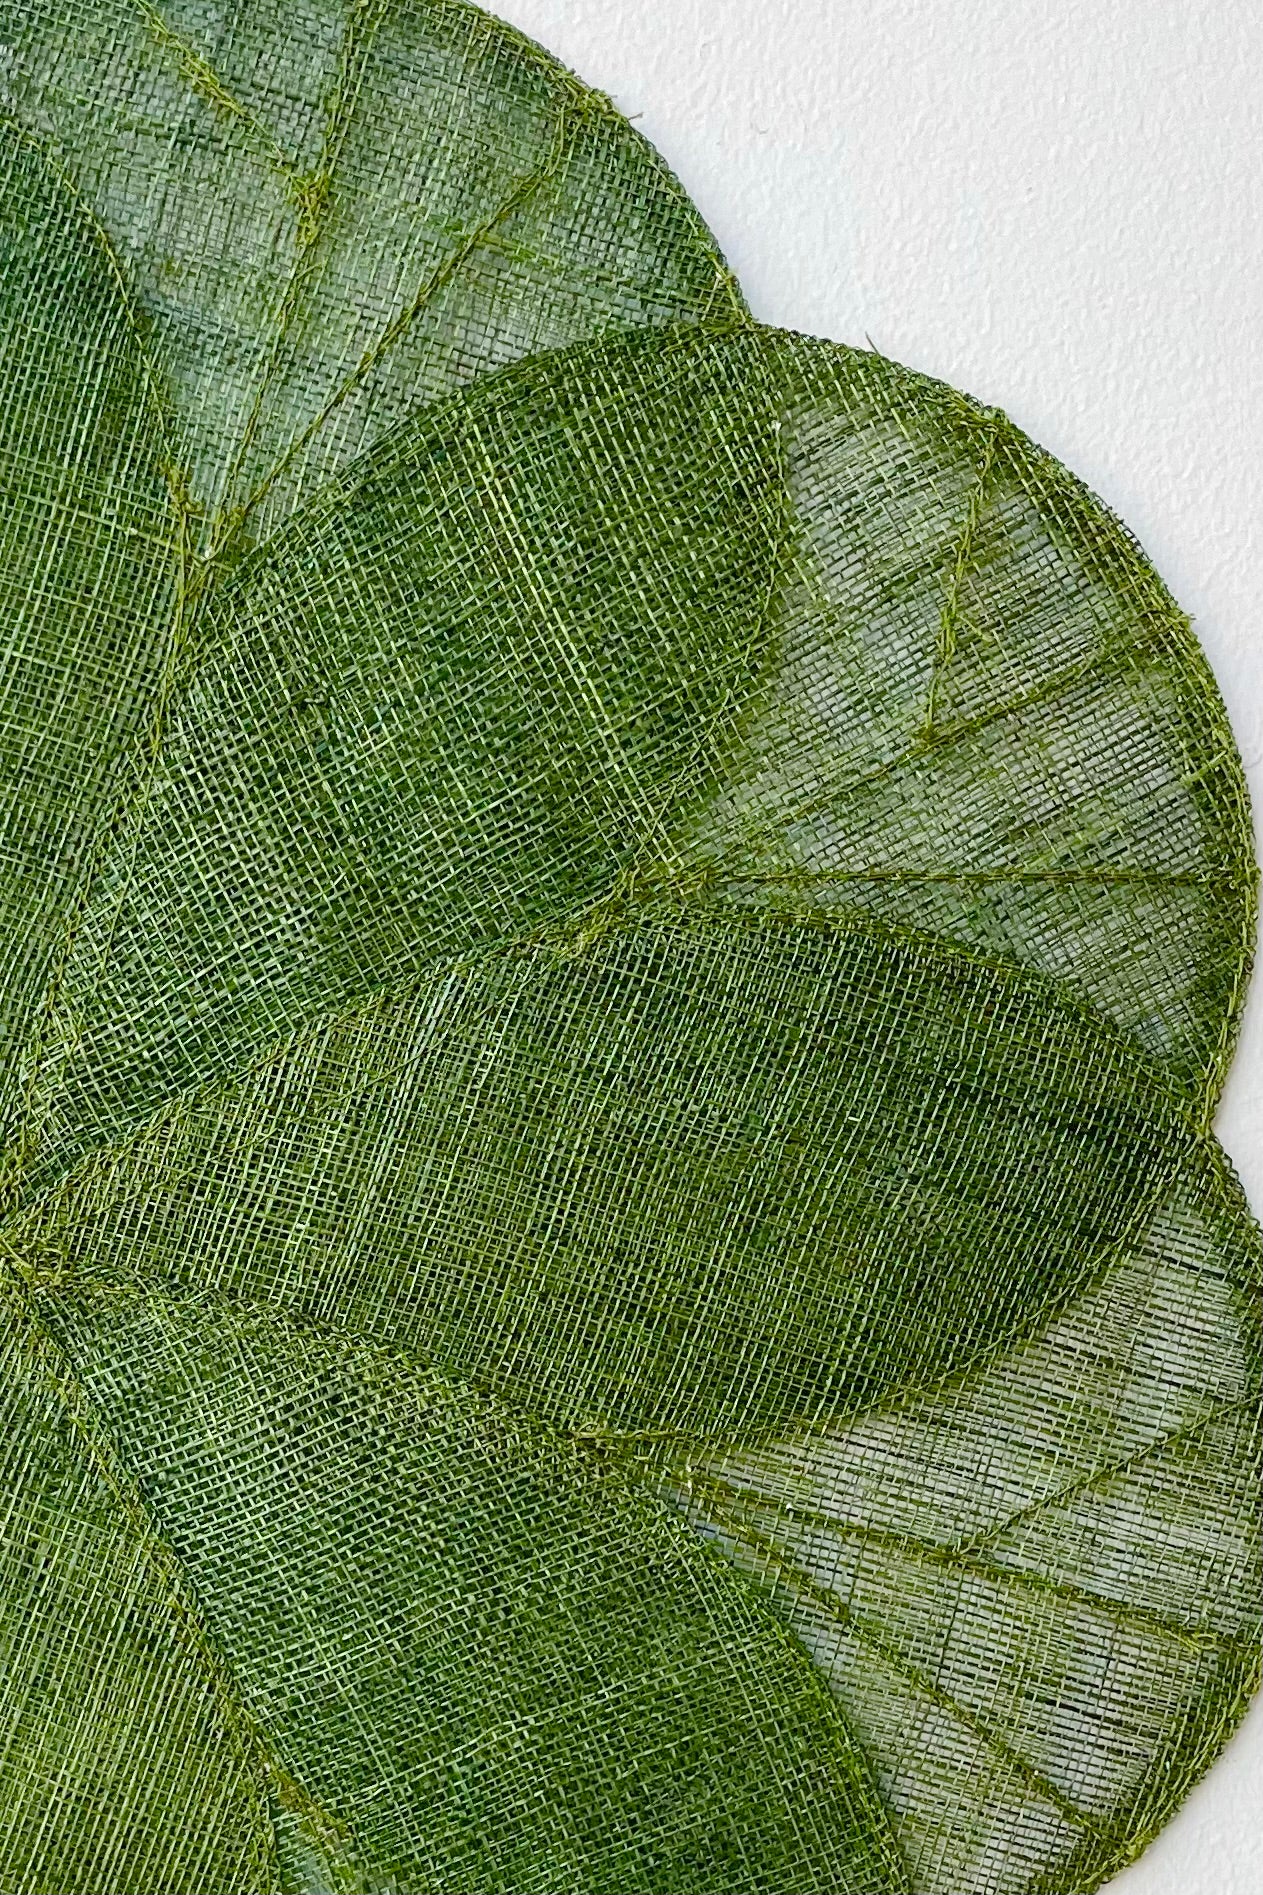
20 1274 910 1894
0 3 1258 1893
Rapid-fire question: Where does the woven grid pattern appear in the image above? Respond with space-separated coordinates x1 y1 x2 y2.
22 1277 907 1894
674 1149 1262 1892
2 0 740 542
685 338 1256 1107
0 1279 266 1894
0 124 175 1163
28 328 786 1181
19 911 1186 1441
0 2 1258 1892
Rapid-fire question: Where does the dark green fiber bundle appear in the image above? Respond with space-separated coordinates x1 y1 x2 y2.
0 4 1257 1893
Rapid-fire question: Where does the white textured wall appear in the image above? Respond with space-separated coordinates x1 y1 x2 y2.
494 4 1263 1889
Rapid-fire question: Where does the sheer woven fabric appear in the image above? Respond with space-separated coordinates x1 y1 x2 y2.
15 1272 906 1895
672 1145 1262 1892
686 337 1255 1112
0 3 1258 1893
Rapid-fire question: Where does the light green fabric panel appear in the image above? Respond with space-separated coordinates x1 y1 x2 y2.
673 1140 1262 1894
684 335 1256 1111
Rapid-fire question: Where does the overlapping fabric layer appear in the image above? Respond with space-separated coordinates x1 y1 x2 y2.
0 4 1257 1893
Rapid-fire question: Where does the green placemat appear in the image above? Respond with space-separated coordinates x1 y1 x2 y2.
0 5 1257 1891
